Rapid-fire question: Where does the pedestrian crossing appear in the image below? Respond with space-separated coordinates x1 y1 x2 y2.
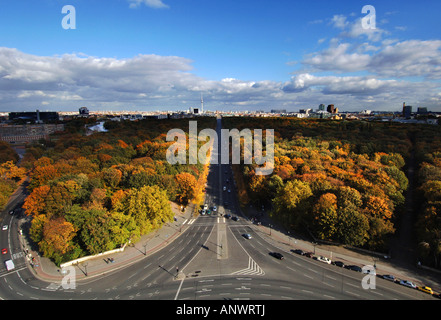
231 257 265 276
182 218 196 225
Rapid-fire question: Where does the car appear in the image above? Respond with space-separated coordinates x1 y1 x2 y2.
345 265 362 272
291 249 304 255
201 209 206 215
315 256 332 264
228 189 231 193
2 225 8 231
203 204 208 210
381 274 395 282
1 248 7 255
270 252 284 260
224 214 231 219
242 233 252 239
212 206 217 212
223 186 227 191
399 280 417 289
9 210 14 215
304 252 314 258
332 261 345 268
232 216 239 221
417 286 434 295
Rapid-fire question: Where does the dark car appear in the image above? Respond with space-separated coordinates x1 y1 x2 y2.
270 252 284 260
291 249 304 255
232 216 239 221
332 261 345 268
224 214 231 219
381 274 395 282
345 265 362 272
304 252 314 258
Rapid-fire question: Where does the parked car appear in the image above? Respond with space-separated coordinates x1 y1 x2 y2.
381 274 395 282
399 280 417 289
315 256 332 264
332 261 345 268
304 252 314 258
345 265 362 272
291 249 304 255
242 233 252 239
224 214 231 219
212 206 217 212
417 286 433 295
232 216 239 221
270 252 284 260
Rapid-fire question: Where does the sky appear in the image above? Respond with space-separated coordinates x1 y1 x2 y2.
0 0 441 112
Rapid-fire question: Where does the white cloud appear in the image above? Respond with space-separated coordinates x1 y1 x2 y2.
302 43 371 72
127 0 169 9
0 47 440 113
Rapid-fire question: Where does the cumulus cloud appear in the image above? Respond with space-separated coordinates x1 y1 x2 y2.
0 45 440 112
127 0 169 9
303 43 371 72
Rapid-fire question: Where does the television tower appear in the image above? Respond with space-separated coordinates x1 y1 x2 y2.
201 93 204 114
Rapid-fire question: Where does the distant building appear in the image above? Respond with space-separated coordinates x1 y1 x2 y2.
318 104 326 111
0 124 65 144
402 103 412 118
270 109 287 114
417 107 428 114
79 107 90 117
327 104 336 114
9 110 59 123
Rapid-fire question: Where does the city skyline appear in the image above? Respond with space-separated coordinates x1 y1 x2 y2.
0 0 441 112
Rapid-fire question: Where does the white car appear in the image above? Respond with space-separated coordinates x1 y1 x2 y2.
316 256 332 264
204 204 208 210
399 280 417 289
223 186 226 191
2 225 8 231
213 206 217 212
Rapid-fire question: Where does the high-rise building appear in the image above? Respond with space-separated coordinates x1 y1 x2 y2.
327 104 335 113
402 103 412 118
318 104 325 111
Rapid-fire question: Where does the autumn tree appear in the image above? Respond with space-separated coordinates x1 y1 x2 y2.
175 172 198 204
38 217 78 265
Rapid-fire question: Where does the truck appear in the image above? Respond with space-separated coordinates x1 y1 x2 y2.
5 259 15 271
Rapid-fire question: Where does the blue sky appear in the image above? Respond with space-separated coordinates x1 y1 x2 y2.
0 0 441 112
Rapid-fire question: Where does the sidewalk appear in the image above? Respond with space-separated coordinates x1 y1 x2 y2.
20 202 197 283
243 205 441 294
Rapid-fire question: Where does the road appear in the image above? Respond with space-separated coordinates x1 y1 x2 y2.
0 118 437 300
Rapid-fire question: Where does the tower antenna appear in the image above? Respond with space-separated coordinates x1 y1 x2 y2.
201 93 204 114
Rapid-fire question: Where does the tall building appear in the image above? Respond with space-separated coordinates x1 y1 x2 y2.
402 103 412 118
327 104 335 113
318 104 325 111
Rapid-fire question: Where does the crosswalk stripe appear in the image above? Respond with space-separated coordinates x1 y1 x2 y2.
231 257 265 276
